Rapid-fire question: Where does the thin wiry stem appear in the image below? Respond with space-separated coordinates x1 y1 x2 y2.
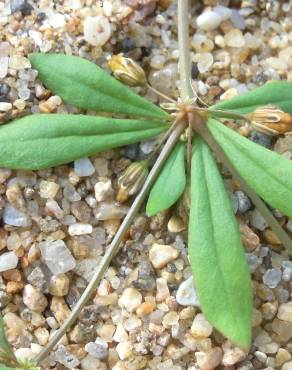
33 119 186 365
178 0 194 101
147 83 177 104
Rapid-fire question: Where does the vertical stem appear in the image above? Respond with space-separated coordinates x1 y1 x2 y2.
33 119 186 365
178 0 193 101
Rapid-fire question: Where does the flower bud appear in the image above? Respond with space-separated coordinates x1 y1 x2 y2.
108 54 147 87
249 105 292 134
117 161 149 203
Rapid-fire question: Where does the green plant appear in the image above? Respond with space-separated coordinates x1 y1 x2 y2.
1 0 292 367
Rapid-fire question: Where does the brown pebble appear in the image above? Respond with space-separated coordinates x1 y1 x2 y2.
51 297 71 324
3 269 22 282
20 255 29 268
66 344 87 360
158 0 172 9
240 223 260 252
136 301 156 317
6 281 24 294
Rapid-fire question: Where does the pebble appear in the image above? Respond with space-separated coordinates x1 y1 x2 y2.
0 251 18 272
282 362 292 370
222 342 246 366
156 277 170 302
0 57 9 79
190 313 213 338
85 338 108 360
55 344 80 368
95 202 128 220
225 29 245 47
113 323 128 342
116 341 132 360
34 327 49 346
0 102 12 112
196 11 222 31
84 16 111 46
193 53 214 73
168 215 185 233
68 223 93 236
162 311 179 328
195 347 223 370
234 191 251 213
3 204 30 227
213 5 232 21
275 348 291 366
23 284 48 313
51 297 71 324
10 0 33 15
74 258 101 282
81 355 105 370
136 301 155 316
64 183 81 202
39 180 60 199
240 223 260 252
263 268 282 288
176 276 200 307
118 287 142 312
254 350 268 363
277 302 292 323
94 180 113 202
149 243 179 269
250 209 268 231
9 55 31 70
39 240 76 275
74 158 95 177
27 266 48 293
49 274 70 297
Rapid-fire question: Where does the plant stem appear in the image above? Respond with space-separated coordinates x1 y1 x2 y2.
189 112 292 256
33 119 186 365
178 0 193 101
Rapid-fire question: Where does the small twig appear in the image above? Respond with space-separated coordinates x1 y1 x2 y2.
33 118 187 365
189 111 292 256
147 83 177 104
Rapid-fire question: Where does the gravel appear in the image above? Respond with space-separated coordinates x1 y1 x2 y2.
0 0 291 369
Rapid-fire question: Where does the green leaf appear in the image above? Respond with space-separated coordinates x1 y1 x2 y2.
0 366 16 370
213 81 292 114
146 142 186 216
189 137 252 351
208 118 292 217
0 114 167 170
0 317 15 361
29 53 168 120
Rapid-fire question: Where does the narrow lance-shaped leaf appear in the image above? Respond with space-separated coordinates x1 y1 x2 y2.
189 137 252 351
146 142 186 216
208 118 292 217
0 114 168 170
212 81 292 114
0 316 15 361
29 53 168 120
